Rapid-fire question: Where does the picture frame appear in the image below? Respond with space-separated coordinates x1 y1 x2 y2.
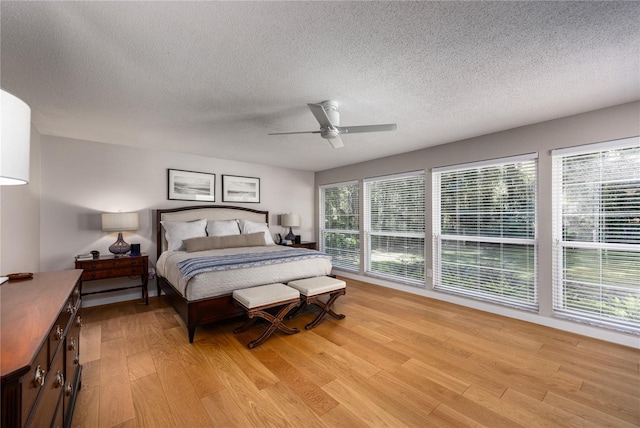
168 169 215 202
222 174 260 203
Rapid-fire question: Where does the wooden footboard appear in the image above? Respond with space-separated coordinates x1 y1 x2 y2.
156 276 244 343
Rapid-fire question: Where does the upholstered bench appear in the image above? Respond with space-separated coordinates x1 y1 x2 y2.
287 276 346 329
232 283 301 348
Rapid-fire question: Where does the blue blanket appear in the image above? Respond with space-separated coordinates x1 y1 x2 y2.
177 248 331 281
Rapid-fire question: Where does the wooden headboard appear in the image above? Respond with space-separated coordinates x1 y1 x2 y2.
155 205 269 259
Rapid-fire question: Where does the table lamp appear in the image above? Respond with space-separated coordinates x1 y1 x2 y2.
281 213 300 242
102 212 139 256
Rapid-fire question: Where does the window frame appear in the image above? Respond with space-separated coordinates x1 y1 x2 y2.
319 180 361 272
363 171 426 286
552 136 640 333
432 153 539 310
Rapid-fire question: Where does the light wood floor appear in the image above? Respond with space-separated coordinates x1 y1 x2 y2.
72 277 639 428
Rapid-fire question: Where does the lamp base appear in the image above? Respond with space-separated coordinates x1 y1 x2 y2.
284 227 296 242
109 232 131 257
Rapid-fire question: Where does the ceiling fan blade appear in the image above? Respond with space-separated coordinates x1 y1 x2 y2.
307 103 334 128
336 123 397 134
268 130 320 135
328 134 344 149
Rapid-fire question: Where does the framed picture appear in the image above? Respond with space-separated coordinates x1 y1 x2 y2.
222 175 260 203
168 169 215 202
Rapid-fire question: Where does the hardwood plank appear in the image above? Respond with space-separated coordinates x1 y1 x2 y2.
71 384 99 428
201 389 255 428
259 380 329 428
196 340 292 426
99 338 135 428
579 381 640 424
80 321 102 363
322 379 408 427
210 326 280 390
127 350 156 381
320 404 372 428
153 350 214 428
251 346 339 416
130 374 176 428
543 390 638 428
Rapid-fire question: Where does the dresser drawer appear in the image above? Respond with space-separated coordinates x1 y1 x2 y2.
20 344 48 425
25 351 64 428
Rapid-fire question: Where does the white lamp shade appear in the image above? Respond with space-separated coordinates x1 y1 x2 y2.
102 212 139 231
1 90 31 185
281 213 301 227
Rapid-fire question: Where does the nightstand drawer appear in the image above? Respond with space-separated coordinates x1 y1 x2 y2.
77 257 144 270
81 266 144 280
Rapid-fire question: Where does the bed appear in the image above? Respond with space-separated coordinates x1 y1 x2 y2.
155 205 332 342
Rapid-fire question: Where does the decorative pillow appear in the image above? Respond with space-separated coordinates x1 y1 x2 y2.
184 232 266 252
238 219 275 245
160 219 207 251
206 219 240 237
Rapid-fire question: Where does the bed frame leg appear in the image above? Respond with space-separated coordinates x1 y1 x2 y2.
188 326 196 343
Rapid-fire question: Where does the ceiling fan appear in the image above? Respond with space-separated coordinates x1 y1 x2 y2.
269 100 397 149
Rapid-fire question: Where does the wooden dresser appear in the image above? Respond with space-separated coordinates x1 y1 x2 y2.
1 270 83 428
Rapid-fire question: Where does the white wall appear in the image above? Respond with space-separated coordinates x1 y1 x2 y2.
316 101 640 348
0 124 42 274
39 136 315 306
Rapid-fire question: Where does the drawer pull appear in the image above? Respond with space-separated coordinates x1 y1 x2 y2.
68 336 77 351
33 365 46 387
73 287 80 298
55 370 64 388
55 325 64 340
66 301 74 314
65 381 74 396
74 353 80 365
76 316 83 327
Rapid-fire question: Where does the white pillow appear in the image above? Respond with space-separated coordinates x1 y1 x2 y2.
206 220 240 237
238 219 275 245
161 219 207 251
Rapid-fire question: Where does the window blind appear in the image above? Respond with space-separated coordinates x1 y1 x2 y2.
319 181 360 271
433 154 538 310
552 137 640 333
364 171 425 285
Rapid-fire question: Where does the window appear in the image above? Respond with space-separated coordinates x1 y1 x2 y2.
433 154 538 310
319 181 360 271
552 137 640 333
364 172 425 285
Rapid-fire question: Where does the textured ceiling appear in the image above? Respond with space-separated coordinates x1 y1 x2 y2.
1 1 638 171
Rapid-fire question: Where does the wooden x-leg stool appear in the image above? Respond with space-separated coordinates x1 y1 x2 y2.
233 283 301 349
287 276 346 329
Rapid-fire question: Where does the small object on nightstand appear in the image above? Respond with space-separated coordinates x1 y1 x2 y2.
76 253 94 261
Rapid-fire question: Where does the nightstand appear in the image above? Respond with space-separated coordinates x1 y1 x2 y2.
75 254 149 304
292 241 317 250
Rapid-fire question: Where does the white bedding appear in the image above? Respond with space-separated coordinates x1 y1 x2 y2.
156 245 332 301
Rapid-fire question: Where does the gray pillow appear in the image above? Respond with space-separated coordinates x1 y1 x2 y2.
184 232 266 252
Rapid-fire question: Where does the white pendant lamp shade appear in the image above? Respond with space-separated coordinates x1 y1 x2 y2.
1 90 31 185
